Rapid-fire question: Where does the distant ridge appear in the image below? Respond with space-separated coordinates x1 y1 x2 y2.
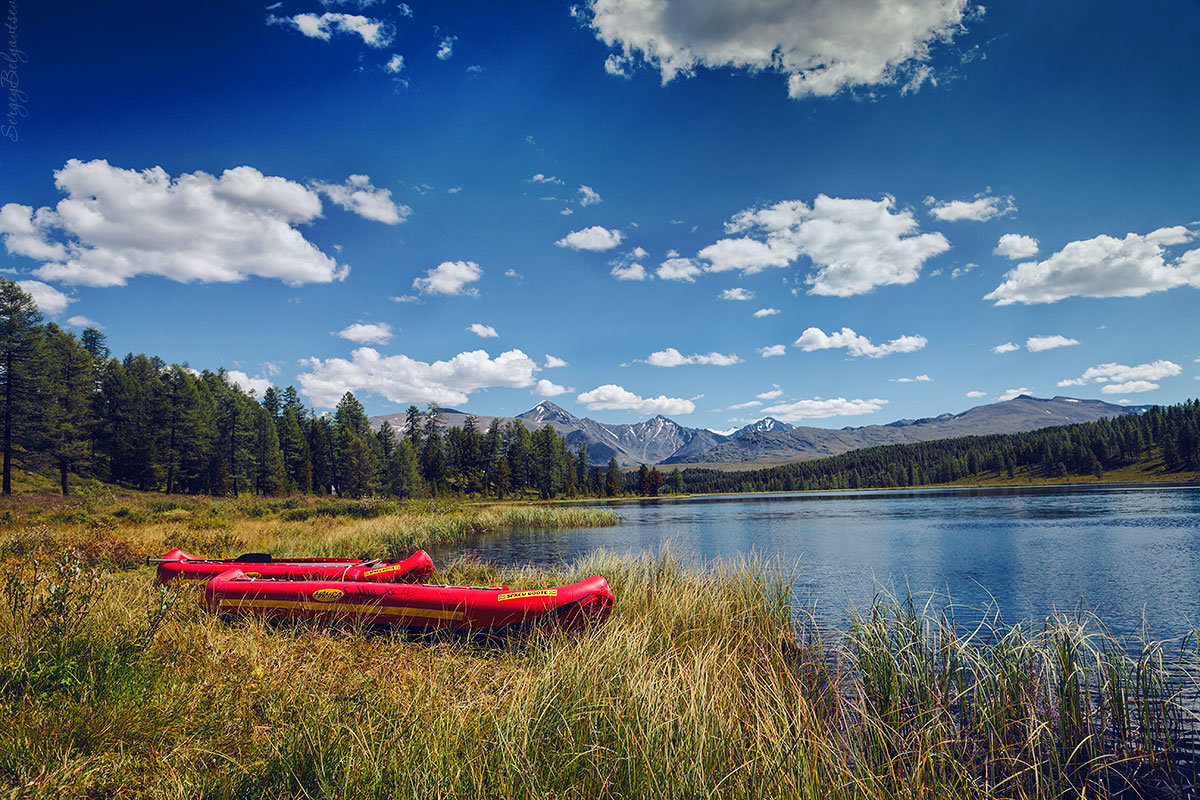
370 395 1148 467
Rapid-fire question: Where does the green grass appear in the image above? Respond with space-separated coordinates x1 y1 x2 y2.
0 503 1196 798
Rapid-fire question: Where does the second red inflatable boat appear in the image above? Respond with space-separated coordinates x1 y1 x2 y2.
203 568 614 631
150 548 434 585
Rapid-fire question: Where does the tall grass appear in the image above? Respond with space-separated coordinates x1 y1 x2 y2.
0 509 1196 798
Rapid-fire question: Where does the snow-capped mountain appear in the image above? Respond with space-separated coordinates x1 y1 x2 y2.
371 396 1146 467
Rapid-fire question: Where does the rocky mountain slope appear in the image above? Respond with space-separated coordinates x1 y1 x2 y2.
371 396 1146 467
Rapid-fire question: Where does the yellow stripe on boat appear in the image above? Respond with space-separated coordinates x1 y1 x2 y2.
217 598 464 620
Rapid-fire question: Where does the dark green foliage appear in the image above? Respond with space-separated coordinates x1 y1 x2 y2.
677 401 1200 495
0 280 44 495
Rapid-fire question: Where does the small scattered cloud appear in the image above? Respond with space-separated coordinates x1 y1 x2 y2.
753 308 780 318
312 174 410 225
1057 360 1181 390
760 396 888 423
966 390 987 398
611 262 647 280
467 323 498 338
436 35 457 60
269 12 394 47
793 326 927 358
890 374 932 383
528 173 563 185
447 187 461 194
756 385 783 400
951 263 978 279
656 256 701 282
504 268 523 281
577 185 603 206
466 64 482 76
560 208 574 216
728 400 762 410
534 379 572 397
993 233 1039 260
385 54 405 74
999 387 1032 401
720 287 754 301
576 384 695 415
643 347 742 367
555 226 624 252
412 260 482 296
66 315 100 328
544 354 568 368
992 342 1020 354
758 344 786 358
1025 334 1080 352
334 322 393 344
925 192 1016 222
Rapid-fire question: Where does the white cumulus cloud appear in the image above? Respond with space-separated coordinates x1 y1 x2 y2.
1100 380 1159 394
17 280 73 315
227 371 273 397
793 326 927 358
412 260 482 296
992 342 1019 354
312 174 409 225
544 354 568 368
0 160 360 287
467 323 498 338
1025 335 1080 352
697 195 949 296
298 347 538 408
555 226 624 252
576 384 695 415
994 233 1039 260
757 386 783 400
1057 360 1181 389
529 173 563 185
385 54 405 74
891 374 933 382
270 12 393 46
760 396 888 422
582 0 972 99
966 390 986 398
753 307 780 318
925 193 1015 222
66 315 100 328
999 387 1032 401
657 256 702 282
334 322 393 344
578 185 603 206
643 347 742 367
985 226 1200 305
758 344 786 358
534 379 571 397
720 287 754 301
436 35 457 60
611 261 648 281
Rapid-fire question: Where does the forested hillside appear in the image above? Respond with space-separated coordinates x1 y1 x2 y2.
679 401 1200 494
0 279 644 500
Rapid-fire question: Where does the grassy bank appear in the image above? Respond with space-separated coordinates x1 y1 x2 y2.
1 503 1197 798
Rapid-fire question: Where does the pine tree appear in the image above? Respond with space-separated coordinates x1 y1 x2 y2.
387 439 423 498
647 467 663 497
605 456 621 497
0 280 44 495
637 463 650 496
669 467 685 494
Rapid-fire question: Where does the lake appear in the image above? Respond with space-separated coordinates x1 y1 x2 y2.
433 483 1200 641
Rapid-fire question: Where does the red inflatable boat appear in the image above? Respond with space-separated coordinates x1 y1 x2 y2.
150 548 434 585
203 568 614 631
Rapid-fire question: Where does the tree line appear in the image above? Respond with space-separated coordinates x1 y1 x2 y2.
678 400 1200 495
0 279 689 499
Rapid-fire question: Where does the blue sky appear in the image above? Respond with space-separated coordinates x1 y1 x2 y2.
2 0 1198 431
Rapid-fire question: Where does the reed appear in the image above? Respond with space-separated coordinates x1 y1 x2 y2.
0 505 1195 799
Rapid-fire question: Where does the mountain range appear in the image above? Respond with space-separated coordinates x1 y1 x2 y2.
370 395 1148 468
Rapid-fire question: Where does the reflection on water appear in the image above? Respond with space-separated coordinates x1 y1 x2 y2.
432 484 1200 640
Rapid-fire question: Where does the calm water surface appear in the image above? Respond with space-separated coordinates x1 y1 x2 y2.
433 484 1200 640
